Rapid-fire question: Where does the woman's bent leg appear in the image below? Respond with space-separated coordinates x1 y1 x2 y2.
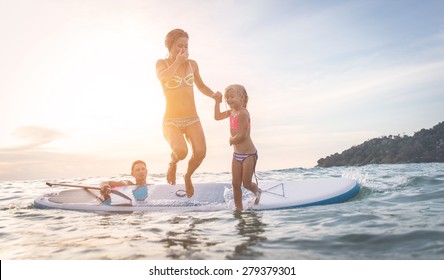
163 124 188 185
183 122 206 197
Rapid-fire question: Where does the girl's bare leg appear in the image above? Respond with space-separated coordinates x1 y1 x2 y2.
242 156 261 204
231 157 244 210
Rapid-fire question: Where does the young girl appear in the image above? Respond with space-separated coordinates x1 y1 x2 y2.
214 84 261 210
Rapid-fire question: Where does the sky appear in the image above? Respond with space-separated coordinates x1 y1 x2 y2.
1 0 443 181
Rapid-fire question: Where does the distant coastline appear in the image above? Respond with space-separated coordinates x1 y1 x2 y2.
317 121 444 167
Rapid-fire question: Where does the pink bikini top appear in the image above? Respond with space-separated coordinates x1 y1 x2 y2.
230 109 251 130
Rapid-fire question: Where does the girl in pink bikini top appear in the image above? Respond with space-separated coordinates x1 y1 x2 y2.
213 84 261 211
230 109 251 130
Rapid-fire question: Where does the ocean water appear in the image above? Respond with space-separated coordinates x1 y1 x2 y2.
1 163 444 260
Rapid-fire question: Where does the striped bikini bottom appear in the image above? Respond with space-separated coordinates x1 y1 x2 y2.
233 151 259 186
233 151 258 164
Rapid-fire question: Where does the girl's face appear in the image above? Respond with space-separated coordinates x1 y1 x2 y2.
225 89 245 110
170 37 189 58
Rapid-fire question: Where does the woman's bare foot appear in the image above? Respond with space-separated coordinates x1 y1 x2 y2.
184 174 194 198
254 188 262 205
167 162 177 185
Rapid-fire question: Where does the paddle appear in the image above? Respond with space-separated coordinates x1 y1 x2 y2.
45 182 134 202
46 182 102 190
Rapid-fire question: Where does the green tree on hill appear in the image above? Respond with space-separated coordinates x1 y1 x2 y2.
317 121 444 167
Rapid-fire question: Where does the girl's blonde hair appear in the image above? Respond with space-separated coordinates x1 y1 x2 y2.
224 84 249 108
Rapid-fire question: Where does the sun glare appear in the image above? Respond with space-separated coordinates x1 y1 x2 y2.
10 22 169 158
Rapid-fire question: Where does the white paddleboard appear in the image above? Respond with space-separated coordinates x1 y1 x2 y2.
34 178 360 212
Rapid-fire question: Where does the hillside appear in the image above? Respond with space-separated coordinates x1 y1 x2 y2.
316 121 444 167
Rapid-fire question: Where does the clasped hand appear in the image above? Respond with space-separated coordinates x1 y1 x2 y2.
213 91 223 103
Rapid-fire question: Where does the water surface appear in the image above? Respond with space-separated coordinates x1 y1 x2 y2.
1 163 443 259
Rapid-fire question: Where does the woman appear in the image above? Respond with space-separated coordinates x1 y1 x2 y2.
156 29 221 198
